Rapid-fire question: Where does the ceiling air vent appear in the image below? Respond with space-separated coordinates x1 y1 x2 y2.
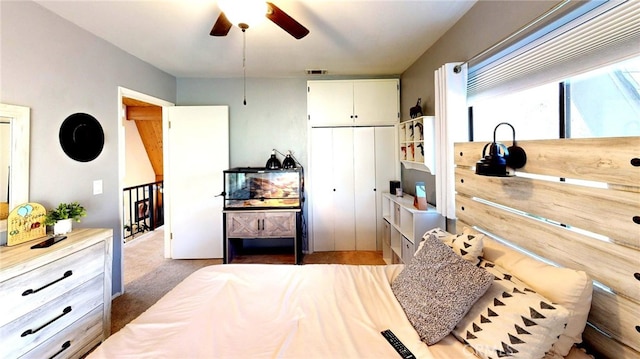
306 69 327 75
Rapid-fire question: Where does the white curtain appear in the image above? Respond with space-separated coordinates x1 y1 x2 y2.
434 63 467 220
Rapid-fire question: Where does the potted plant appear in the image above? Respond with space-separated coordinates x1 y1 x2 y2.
44 202 87 235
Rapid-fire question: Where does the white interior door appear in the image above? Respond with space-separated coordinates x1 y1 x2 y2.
164 106 229 259
353 127 377 250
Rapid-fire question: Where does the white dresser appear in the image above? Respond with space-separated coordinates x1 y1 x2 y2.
0 228 113 358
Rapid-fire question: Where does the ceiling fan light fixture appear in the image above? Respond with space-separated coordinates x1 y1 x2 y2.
218 0 268 29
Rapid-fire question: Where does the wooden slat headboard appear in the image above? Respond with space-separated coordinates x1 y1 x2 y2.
454 137 640 359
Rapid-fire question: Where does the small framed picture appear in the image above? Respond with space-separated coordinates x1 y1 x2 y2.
414 182 427 210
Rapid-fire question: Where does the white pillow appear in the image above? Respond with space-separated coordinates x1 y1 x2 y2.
415 228 452 256
453 260 570 359
481 237 592 357
417 227 484 265
449 227 484 265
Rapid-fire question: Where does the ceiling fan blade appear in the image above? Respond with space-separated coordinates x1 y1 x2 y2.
210 12 232 36
266 2 309 39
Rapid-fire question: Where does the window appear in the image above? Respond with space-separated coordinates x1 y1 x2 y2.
471 55 640 140
471 83 558 141
567 56 640 138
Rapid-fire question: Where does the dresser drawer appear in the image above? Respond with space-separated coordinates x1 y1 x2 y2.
20 305 103 359
0 242 105 326
0 275 104 358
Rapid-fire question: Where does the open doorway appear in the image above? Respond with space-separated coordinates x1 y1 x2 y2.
117 87 173 295
121 96 163 242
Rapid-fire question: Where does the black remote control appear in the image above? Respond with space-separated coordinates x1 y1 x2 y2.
381 329 416 359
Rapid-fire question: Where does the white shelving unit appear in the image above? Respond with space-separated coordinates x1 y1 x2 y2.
381 192 444 264
399 116 435 173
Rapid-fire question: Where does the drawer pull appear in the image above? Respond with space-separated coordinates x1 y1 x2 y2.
21 306 72 337
50 340 71 359
22 270 73 296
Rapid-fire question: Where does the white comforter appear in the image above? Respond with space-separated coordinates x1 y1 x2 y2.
90 264 438 359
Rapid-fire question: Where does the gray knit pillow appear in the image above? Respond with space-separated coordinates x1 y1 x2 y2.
391 235 494 345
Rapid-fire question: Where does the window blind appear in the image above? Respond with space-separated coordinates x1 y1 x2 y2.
467 0 640 103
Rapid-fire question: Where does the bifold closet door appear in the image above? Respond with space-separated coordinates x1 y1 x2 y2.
373 126 397 250
311 127 395 252
333 128 356 250
353 127 377 250
310 128 355 251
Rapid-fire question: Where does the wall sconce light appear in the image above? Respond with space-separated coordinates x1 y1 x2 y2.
475 122 527 177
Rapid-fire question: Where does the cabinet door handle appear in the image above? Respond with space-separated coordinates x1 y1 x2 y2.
21 306 72 337
49 341 71 359
22 270 73 296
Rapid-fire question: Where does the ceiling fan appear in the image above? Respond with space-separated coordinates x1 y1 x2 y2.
210 1 309 39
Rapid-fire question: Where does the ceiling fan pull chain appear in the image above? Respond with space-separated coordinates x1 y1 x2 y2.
242 27 247 106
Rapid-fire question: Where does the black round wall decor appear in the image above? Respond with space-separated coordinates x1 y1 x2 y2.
59 113 105 162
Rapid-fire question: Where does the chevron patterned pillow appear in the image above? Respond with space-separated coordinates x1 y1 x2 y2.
447 228 484 265
417 227 484 265
452 260 570 359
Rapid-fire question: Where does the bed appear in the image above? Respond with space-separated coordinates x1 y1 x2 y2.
89 137 639 359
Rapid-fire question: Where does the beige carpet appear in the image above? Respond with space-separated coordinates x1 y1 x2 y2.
110 228 222 333
111 228 385 334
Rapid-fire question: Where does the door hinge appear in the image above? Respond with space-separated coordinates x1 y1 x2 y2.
168 121 171 129
308 86 310 93
170 232 173 240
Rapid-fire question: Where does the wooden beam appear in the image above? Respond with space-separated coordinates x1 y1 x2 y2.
126 106 161 121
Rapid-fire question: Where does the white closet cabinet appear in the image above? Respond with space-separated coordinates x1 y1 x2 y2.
307 79 399 126
311 126 397 251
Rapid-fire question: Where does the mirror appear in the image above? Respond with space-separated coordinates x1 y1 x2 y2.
0 103 30 235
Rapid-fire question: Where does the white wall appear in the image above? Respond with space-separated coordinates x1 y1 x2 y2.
123 118 155 188
177 78 309 169
0 123 9 203
0 1 177 294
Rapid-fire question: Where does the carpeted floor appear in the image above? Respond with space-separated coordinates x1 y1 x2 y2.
111 228 385 334
110 229 222 333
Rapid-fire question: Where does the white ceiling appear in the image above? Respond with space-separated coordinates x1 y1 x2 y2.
35 0 476 78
